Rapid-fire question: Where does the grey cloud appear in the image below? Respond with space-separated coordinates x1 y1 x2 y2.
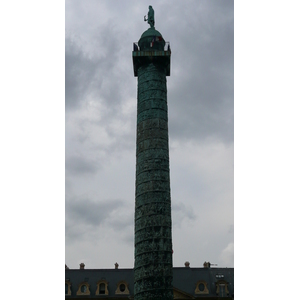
219 242 234 266
65 22 137 155
172 202 197 228
65 38 100 109
106 213 133 231
66 154 99 176
122 231 134 246
65 23 123 111
66 197 125 241
162 1 233 144
66 197 124 226
106 211 134 246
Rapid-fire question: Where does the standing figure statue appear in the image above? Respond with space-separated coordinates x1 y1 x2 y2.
144 5 155 28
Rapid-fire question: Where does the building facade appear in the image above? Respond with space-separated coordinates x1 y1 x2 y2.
65 263 234 299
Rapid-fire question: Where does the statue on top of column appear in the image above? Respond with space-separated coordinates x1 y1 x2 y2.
144 6 155 28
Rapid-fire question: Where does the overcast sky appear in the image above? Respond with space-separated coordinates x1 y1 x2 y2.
2 1 300 299
65 0 233 269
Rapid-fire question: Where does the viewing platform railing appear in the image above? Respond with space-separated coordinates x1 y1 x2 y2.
133 41 171 52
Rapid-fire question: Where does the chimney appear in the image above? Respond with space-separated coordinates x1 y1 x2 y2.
80 263 85 270
184 261 190 268
115 262 119 269
203 261 211 268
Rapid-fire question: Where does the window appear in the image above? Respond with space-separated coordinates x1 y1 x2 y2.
96 280 109 295
219 284 226 297
76 282 90 296
195 281 209 294
65 281 71 296
99 283 105 294
115 281 129 295
216 280 229 297
120 284 126 292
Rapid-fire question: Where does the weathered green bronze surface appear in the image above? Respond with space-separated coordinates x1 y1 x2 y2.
132 50 171 77
144 5 155 28
133 11 173 298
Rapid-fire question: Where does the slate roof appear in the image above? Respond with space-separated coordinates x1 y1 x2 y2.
173 267 234 296
65 268 134 297
65 266 234 298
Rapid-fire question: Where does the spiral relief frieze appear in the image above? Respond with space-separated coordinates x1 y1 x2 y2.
134 58 173 299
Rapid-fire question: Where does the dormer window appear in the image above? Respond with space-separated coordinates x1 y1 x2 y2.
65 280 71 296
96 280 109 295
100 283 105 294
115 281 130 295
76 282 90 296
216 280 229 297
195 280 209 294
120 283 126 292
198 283 205 292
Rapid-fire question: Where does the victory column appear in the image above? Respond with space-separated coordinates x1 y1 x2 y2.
133 6 173 300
